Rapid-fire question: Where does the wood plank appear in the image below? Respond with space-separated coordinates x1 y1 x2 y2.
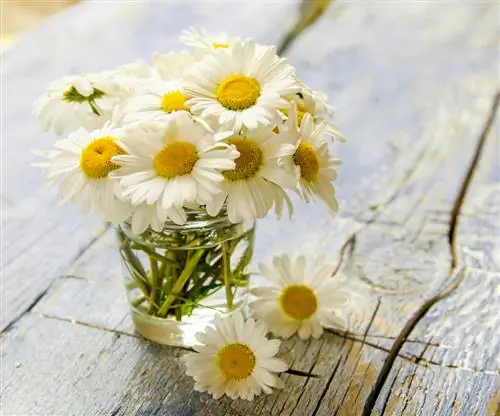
377 117 500 416
270 89 499 416
0 312 241 416
1 1 499 415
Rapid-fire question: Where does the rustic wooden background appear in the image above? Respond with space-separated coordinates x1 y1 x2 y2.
1 1 499 415
1 0 78 43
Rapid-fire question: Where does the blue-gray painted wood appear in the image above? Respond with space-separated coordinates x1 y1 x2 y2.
1 1 499 415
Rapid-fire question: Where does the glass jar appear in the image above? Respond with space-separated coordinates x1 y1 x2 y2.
116 210 254 347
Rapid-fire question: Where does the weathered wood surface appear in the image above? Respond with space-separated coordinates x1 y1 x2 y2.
1 1 499 415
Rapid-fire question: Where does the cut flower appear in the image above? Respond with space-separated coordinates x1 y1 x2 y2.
112 113 239 212
183 38 300 132
251 253 349 340
182 312 288 400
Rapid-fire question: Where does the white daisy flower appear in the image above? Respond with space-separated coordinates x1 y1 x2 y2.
112 113 238 211
118 202 186 234
291 113 341 213
34 73 123 136
180 27 237 51
114 60 154 79
116 79 190 124
153 50 195 81
34 124 130 220
182 312 288 400
115 51 195 125
251 253 349 340
282 86 344 141
183 38 300 132
205 125 299 223
109 60 157 96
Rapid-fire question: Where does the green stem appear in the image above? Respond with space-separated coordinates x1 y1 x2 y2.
125 281 139 290
117 228 151 296
167 294 224 312
118 231 148 277
148 256 160 315
233 230 254 277
157 248 206 317
88 99 101 116
131 295 147 308
221 241 234 310
131 244 179 266
121 255 150 296
158 259 168 282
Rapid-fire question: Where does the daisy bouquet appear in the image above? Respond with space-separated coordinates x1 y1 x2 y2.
33 28 344 346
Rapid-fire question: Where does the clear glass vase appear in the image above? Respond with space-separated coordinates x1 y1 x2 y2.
116 210 254 347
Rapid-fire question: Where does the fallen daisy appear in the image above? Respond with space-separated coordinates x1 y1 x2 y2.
251 253 349 340
182 312 288 400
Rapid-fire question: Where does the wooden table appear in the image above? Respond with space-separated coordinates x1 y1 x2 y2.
1 1 499 415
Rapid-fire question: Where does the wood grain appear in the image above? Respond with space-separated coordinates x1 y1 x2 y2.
377 116 500 416
1 1 499 415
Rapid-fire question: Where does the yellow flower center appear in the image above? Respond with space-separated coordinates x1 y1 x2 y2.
161 90 189 113
79 137 125 179
280 284 318 320
213 42 229 49
293 142 320 182
281 102 308 125
217 343 256 380
224 137 263 181
153 141 198 178
216 75 261 111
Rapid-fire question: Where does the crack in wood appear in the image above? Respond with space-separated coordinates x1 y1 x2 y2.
59 274 89 281
41 313 141 340
331 300 381 416
309 347 347 416
2 283 53 335
286 368 320 378
360 333 441 346
379 368 400 416
266 338 314 415
324 328 470 371
331 233 356 276
397 338 433 415
1 225 110 334
109 405 121 416
361 91 500 416
41 313 318 382
352 144 431 224
282 339 326 415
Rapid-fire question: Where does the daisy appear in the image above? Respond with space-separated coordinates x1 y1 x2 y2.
109 60 157 95
116 79 189 124
182 312 288 400
153 50 195 81
118 202 187 234
115 51 194 124
112 112 238 211
183 38 300 132
34 124 130 221
180 27 237 51
114 60 154 79
205 123 299 223
251 253 349 340
281 86 344 141
291 113 341 213
34 73 123 135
